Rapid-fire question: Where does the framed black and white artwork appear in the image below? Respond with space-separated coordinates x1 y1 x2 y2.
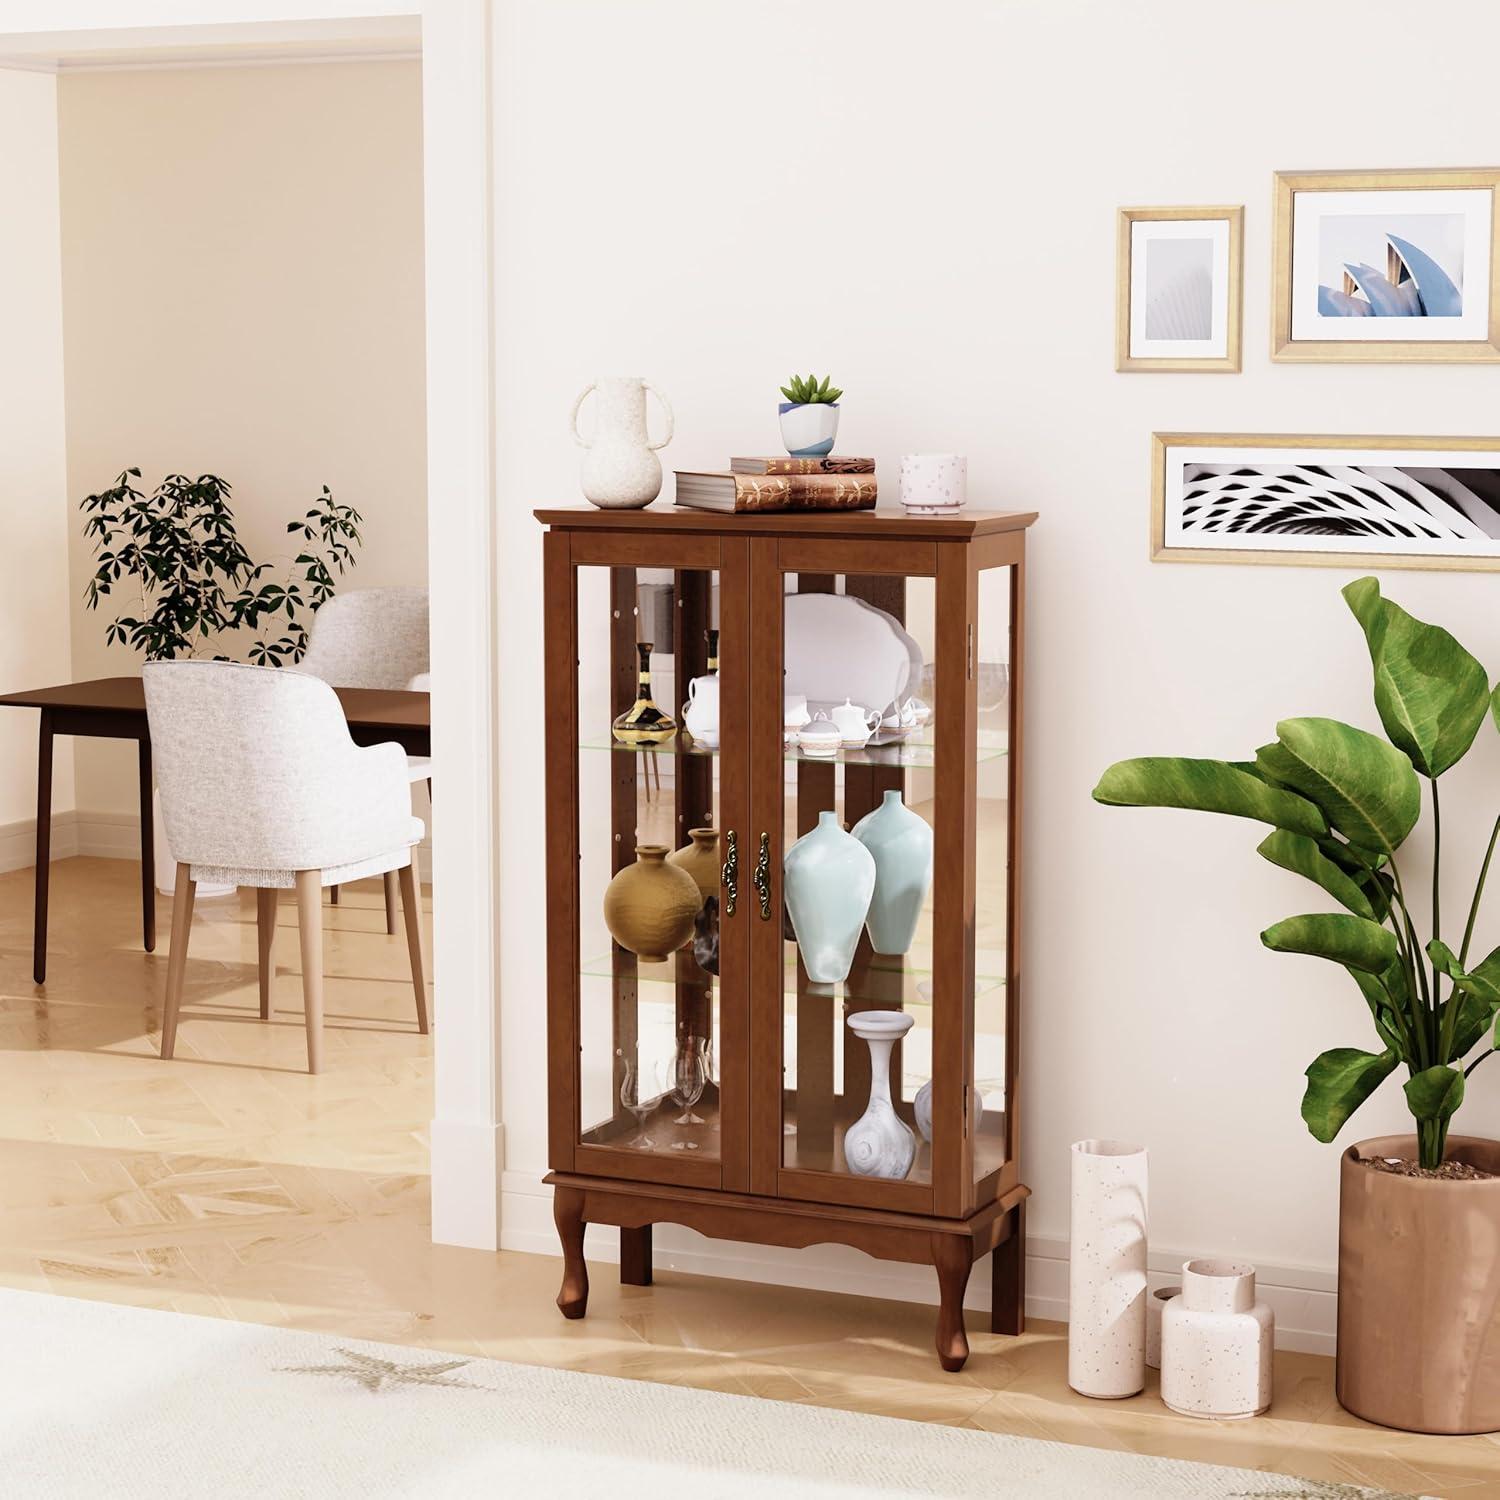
1152 433 1500 571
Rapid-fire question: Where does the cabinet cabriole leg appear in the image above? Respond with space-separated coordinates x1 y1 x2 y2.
932 1233 973 1372
554 1186 590 1318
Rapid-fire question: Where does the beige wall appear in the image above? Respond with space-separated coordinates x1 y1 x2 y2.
490 0 1500 1321
58 57 427 817
0 69 75 841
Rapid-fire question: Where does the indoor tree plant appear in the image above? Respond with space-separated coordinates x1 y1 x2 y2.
777 372 842 459
1093 577 1500 1434
80 468 363 894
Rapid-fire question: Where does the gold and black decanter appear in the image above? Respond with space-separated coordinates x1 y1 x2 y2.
611 641 677 746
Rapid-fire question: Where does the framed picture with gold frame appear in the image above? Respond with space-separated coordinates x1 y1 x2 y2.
1271 168 1500 362
1151 432 1500 572
1115 206 1243 372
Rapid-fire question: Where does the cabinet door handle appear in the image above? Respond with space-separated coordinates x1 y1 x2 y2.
721 830 738 918
753 832 772 920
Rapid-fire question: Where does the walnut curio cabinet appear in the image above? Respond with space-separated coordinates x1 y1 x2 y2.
537 505 1034 1370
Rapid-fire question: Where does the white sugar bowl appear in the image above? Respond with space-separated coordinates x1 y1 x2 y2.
899 453 967 516
797 721 842 757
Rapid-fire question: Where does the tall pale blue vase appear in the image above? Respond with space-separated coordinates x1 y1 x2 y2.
784 810 876 984
852 790 933 955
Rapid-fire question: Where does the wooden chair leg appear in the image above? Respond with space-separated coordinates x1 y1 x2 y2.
397 863 430 1033
295 870 324 1074
383 870 399 935
256 888 276 1020
160 863 196 1059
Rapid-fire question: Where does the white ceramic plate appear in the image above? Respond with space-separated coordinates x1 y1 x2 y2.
784 594 914 717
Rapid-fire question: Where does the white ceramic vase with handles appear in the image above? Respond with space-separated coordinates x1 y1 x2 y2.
682 670 720 748
571 376 674 508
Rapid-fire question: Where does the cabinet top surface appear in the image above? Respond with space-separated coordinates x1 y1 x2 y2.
533 504 1038 541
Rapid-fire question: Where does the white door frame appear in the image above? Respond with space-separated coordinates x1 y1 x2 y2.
0 0 504 1248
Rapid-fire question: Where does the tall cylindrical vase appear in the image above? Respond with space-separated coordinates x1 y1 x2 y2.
1068 1139 1148 1399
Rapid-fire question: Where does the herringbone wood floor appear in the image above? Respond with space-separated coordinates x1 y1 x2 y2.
3 857 1499 1497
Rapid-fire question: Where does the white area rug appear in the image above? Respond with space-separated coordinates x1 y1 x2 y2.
0 1288 1420 1499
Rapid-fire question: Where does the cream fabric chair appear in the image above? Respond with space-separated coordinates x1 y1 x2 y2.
295 587 431 931
143 660 429 1073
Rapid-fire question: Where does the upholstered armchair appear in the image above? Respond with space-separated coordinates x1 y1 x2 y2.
295 587 431 930
143 660 428 1073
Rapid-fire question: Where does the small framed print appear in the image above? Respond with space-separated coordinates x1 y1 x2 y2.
1150 432 1500 572
1272 168 1500 362
1115 206 1243 372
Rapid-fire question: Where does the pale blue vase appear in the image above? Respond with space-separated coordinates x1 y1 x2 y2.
851 790 934 955
784 810 876 984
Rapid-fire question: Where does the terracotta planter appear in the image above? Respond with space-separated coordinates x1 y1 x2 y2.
1338 1134 1500 1434
602 845 700 963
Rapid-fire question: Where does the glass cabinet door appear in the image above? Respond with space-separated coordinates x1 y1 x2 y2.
748 540 1014 1215
557 538 749 1189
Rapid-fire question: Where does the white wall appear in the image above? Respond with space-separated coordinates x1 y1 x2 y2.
490 0 1500 1341
0 68 75 855
57 58 427 819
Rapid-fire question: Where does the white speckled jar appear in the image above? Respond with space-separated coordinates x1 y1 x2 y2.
571 377 673 508
1146 1286 1179 1370
1160 1260 1273 1419
898 453 966 515
1068 1140 1148 1399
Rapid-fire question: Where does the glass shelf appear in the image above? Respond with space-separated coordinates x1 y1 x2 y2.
580 729 1009 769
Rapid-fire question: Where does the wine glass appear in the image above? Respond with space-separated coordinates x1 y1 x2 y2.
657 1044 706 1149
617 1049 655 1150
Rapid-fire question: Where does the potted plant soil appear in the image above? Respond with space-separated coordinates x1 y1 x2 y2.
1093 578 1500 1434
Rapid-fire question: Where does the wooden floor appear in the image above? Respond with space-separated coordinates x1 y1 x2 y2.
3 857 1500 1498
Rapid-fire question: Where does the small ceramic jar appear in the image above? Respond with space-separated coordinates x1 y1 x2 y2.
1160 1260 1273 1419
899 453 966 515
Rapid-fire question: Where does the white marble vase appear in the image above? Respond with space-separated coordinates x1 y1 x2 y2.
1160 1260 1273 1419
1068 1139 1148 1399
571 376 673 508
843 1010 916 1179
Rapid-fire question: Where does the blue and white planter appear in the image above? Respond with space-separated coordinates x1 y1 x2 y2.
778 401 840 458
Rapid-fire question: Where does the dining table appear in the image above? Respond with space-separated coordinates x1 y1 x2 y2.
0 676 431 985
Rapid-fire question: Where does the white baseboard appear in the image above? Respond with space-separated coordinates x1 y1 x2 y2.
0 812 432 881
498 1170 1337 1356
431 1120 504 1249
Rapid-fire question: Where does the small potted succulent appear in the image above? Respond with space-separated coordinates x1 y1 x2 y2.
778 372 843 458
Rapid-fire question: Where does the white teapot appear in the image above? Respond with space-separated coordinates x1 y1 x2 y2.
683 670 720 747
830 698 880 748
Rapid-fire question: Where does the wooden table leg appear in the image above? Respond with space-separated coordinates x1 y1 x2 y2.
138 736 156 954
554 1185 590 1318
932 1233 973 1372
619 1224 652 1286
33 710 53 985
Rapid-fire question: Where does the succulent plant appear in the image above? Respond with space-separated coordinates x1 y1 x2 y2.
779 373 842 406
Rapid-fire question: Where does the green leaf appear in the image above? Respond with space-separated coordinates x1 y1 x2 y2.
1492 683 1500 735
826 387 842 403
1404 1064 1464 1123
1261 912 1399 975
1093 757 1326 837
1344 577 1491 777
1257 829 1376 918
1301 1047 1399 1142
1346 966 1405 1053
1429 939 1500 1058
1429 938 1500 1002
1256 717 1420 854
780 386 796 402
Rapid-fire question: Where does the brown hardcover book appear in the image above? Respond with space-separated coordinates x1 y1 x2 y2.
786 474 878 509
730 455 876 475
674 471 794 513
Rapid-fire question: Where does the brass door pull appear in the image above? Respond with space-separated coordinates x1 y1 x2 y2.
722 830 738 917
753 832 772 919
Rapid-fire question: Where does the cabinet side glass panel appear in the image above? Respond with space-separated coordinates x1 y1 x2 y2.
577 563 722 1163
780 571 940 1186
974 563 1012 1185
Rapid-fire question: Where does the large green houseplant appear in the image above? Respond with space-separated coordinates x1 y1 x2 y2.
1093 578 1500 1172
80 468 363 663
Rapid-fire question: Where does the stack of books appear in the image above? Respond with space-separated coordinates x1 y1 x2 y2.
674 455 877 514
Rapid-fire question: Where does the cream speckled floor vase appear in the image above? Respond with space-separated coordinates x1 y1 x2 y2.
0 1287 1421 1500
1068 1138 1148 1399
